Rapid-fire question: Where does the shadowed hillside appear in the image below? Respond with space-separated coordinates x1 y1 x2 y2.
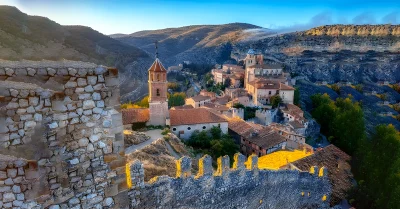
111 23 264 65
0 6 147 68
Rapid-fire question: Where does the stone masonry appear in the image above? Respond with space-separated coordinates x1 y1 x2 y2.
1 60 331 209
0 61 125 208
127 153 332 209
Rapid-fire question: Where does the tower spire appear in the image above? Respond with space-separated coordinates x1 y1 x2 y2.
154 41 159 59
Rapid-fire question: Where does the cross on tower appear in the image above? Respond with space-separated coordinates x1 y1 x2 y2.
154 41 159 59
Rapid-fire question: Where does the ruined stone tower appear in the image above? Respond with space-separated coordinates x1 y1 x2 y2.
147 56 169 126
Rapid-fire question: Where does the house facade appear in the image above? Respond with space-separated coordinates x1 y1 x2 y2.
168 108 228 140
185 95 211 108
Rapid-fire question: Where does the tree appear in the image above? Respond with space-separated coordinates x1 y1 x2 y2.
355 84 363 93
168 92 186 107
330 84 340 93
224 77 231 88
294 87 300 106
270 95 282 108
210 126 222 139
352 125 400 208
134 96 149 108
233 103 245 109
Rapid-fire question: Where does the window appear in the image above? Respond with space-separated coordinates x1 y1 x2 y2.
202 126 206 129
156 89 160 96
269 91 271 95
172 128 176 131
187 127 191 130
157 73 160 81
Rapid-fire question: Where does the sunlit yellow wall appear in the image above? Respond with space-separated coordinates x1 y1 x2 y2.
258 150 312 170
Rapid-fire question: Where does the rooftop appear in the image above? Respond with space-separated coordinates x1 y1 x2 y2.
282 104 304 119
228 118 263 137
249 63 282 69
169 108 227 126
290 145 353 205
148 58 167 72
188 94 211 102
122 108 150 125
248 79 294 90
246 127 288 150
258 150 312 170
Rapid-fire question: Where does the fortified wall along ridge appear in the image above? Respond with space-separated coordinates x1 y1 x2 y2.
0 60 330 209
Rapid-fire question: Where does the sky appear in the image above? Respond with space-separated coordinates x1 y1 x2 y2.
0 0 399 35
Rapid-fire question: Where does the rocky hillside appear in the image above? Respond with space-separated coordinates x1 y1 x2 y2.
111 23 266 65
0 6 153 101
236 24 400 83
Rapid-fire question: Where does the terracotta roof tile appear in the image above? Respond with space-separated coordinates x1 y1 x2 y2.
148 58 167 72
247 127 288 150
169 108 227 126
291 145 353 205
282 104 304 119
228 118 263 138
188 95 211 102
122 108 150 125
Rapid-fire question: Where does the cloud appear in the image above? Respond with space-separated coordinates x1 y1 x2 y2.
270 11 334 33
382 11 399 24
352 12 376 24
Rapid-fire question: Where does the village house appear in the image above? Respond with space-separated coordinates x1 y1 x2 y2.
247 79 295 106
185 94 212 108
199 89 216 100
211 64 244 88
241 126 288 156
168 108 228 139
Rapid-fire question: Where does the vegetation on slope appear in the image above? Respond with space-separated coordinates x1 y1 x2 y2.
185 126 239 161
311 93 400 208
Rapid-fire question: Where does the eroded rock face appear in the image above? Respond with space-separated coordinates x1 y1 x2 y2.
0 60 124 208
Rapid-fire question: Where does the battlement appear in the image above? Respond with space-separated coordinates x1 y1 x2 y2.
127 153 331 209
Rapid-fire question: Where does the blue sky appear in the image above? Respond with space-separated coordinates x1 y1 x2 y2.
1 0 399 34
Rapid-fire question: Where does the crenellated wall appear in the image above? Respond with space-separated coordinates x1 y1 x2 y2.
127 153 331 209
0 60 125 208
1 60 330 209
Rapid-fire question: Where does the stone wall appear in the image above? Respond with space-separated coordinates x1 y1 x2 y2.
127 154 331 209
0 61 125 208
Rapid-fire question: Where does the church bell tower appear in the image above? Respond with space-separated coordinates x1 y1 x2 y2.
148 41 169 126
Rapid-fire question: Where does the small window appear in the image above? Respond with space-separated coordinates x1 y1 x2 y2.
187 127 191 130
202 126 206 129
172 128 176 131
157 73 160 81
156 89 160 96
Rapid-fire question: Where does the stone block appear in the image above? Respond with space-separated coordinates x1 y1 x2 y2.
233 153 246 170
176 156 191 178
215 155 230 176
246 154 258 170
196 155 213 178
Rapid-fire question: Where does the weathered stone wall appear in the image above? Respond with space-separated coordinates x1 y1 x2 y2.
0 61 125 208
127 154 331 209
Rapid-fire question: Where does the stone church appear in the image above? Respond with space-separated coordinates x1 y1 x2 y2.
147 57 169 126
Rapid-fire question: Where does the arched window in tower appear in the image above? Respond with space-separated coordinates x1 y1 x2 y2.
156 89 160 96
157 73 160 81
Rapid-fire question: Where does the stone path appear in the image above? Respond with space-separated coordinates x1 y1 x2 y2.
125 129 163 154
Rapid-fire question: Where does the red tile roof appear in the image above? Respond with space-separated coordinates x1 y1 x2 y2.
148 58 167 72
246 127 288 150
169 108 227 126
290 145 353 205
228 118 263 138
122 108 150 125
